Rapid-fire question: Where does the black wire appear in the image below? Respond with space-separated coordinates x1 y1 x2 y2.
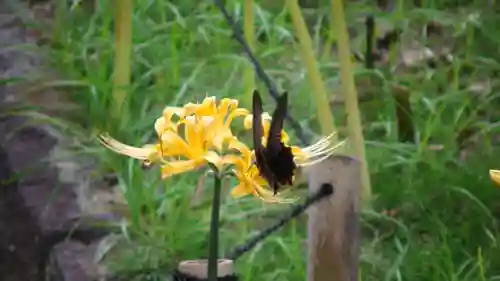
226 183 334 260
213 0 310 145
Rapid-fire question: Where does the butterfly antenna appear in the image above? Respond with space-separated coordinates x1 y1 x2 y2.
213 0 310 145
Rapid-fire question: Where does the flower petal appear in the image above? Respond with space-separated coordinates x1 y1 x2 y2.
281 131 290 144
291 146 308 162
252 182 296 203
219 98 238 118
221 156 245 172
243 115 252 129
226 108 249 126
228 138 253 165
200 96 217 114
161 130 192 157
243 113 272 130
231 182 252 198
204 151 224 171
162 106 185 123
181 118 205 156
154 117 177 136
185 96 217 116
154 117 167 135
294 135 346 167
183 102 201 116
99 134 157 160
161 159 200 178
199 116 215 127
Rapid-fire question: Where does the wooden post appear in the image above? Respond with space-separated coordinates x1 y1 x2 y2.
307 155 361 281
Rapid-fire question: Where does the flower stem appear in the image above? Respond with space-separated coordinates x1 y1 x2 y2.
207 172 223 281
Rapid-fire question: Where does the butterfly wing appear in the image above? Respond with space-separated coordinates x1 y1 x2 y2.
252 90 277 187
267 92 288 153
252 90 264 151
267 92 297 191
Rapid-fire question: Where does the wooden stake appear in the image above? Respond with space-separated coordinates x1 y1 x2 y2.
307 155 361 281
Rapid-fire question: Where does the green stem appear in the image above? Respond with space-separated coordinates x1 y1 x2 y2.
207 172 223 281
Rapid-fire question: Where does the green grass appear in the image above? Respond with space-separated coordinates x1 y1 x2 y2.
26 0 500 280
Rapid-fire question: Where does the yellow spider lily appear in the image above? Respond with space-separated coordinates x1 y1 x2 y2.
100 97 248 179
99 120 233 179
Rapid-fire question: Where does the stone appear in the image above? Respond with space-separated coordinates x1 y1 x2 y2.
0 1 123 280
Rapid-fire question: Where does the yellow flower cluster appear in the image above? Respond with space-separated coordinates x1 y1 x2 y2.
100 96 343 202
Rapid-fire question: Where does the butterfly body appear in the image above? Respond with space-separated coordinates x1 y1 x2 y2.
252 90 297 195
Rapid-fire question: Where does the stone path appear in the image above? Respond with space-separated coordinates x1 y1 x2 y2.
0 1 119 280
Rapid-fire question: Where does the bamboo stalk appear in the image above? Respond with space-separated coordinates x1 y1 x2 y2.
112 0 133 122
286 0 337 137
330 0 372 200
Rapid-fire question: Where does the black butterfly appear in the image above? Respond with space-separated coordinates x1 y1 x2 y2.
252 90 297 195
